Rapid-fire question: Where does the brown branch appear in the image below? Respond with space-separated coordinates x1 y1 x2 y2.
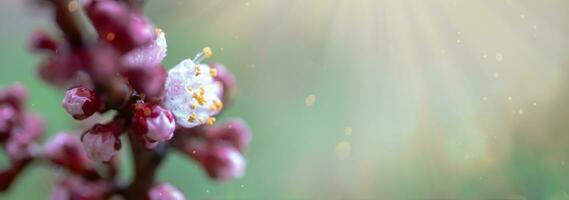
122 132 167 200
49 0 89 49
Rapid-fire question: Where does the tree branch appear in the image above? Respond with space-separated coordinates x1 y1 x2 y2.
122 132 167 200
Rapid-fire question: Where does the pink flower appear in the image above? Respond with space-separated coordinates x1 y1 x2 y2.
149 183 185 200
62 86 101 120
82 123 122 162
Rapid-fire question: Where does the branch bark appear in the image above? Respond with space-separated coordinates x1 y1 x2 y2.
122 132 167 200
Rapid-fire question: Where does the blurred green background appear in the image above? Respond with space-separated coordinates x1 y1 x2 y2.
2 0 569 199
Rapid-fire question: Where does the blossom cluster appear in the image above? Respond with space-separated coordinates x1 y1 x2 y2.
1 0 251 199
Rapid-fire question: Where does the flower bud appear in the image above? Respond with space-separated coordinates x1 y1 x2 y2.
82 123 122 162
37 54 81 88
5 114 44 161
214 119 251 152
123 28 167 68
149 183 185 200
80 41 121 83
132 103 175 145
122 65 166 98
43 133 96 177
0 105 17 141
62 86 102 120
86 0 154 53
0 83 27 112
164 59 223 128
197 144 246 181
191 119 251 152
50 176 113 200
209 63 237 107
29 29 59 53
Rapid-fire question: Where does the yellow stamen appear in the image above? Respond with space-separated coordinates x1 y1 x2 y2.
155 28 163 35
210 68 217 77
213 100 223 110
188 112 196 123
192 88 207 106
143 107 152 116
195 65 201 76
206 117 216 125
203 47 213 59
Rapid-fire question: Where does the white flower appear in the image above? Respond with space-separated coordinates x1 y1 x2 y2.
163 59 223 128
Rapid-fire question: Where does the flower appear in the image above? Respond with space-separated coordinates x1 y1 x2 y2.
132 103 175 148
62 86 102 120
164 59 223 128
82 123 122 162
149 183 185 200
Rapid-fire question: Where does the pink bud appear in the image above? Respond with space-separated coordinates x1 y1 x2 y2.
132 103 175 145
50 176 113 200
123 29 167 68
62 86 101 120
0 105 17 141
43 133 96 177
86 0 154 53
191 119 252 152
215 119 251 152
5 114 44 161
198 144 246 181
29 29 59 53
82 123 122 162
149 183 186 200
80 41 121 83
122 65 166 98
37 54 81 88
0 83 27 112
209 63 237 107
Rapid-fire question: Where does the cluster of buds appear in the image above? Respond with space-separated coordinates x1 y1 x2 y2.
1 0 251 199
0 84 44 191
